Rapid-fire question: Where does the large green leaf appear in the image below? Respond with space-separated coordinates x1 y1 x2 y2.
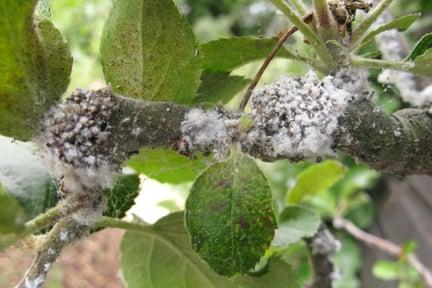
185 152 277 276
408 33 432 60
200 37 295 72
126 148 213 184
272 206 320 247
0 184 25 235
286 160 347 204
121 212 298 288
103 174 140 219
0 136 57 220
412 48 432 77
100 0 202 103
193 71 250 105
0 0 72 140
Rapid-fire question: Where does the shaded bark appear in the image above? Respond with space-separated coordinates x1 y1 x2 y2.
336 101 432 175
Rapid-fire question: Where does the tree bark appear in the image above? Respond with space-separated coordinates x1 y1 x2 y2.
104 93 432 175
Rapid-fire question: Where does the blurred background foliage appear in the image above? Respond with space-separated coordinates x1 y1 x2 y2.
1 0 430 287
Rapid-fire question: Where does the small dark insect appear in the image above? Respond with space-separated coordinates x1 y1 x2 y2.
172 138 191 156
58 176 69 199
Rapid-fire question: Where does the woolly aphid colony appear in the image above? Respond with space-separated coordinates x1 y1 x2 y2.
38 68 370 224
39 89 116 225
181 68 372 161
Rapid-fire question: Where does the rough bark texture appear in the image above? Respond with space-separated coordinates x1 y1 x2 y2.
96 91 432 176
336 101 432 175
100 93 189 165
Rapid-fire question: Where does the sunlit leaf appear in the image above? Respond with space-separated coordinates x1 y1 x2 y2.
201 37 295 72
272 206 320 246
372 260 399 280
287 160 347 204
100 0 202 103
126 148 213 184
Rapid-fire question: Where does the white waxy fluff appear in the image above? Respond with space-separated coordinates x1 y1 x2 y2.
245 69 371 160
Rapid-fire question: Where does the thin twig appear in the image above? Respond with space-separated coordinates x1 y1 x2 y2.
333 217 432 288
1 202 81 251
238 13 314 111
305 224 340 288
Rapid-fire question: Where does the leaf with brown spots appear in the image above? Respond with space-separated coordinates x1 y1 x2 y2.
185 152 277 276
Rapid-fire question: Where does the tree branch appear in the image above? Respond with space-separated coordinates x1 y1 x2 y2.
336 101 432 175
305 225 340 288
15 217 89 288
333 217 432 288
41 89 432 176
1 202 81 250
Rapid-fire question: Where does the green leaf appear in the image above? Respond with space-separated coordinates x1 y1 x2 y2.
0 0 72 140
409 33 432 60
235 259 300 288
125 148 212 184
287 160 347 204
103 174 140 219
0 184 26 235
0 136 58 220
272 206 320 247
372 260 399 280
193 71 250 105
121 212 298 288
360 14 420 46
186 153 277 276
201 37 295 72
100 0 202 103
411 48 432 77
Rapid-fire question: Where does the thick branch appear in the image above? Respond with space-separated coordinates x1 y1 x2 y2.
43 89 432 176
336 101 432 175
101 94 189 164
111 95 432 175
